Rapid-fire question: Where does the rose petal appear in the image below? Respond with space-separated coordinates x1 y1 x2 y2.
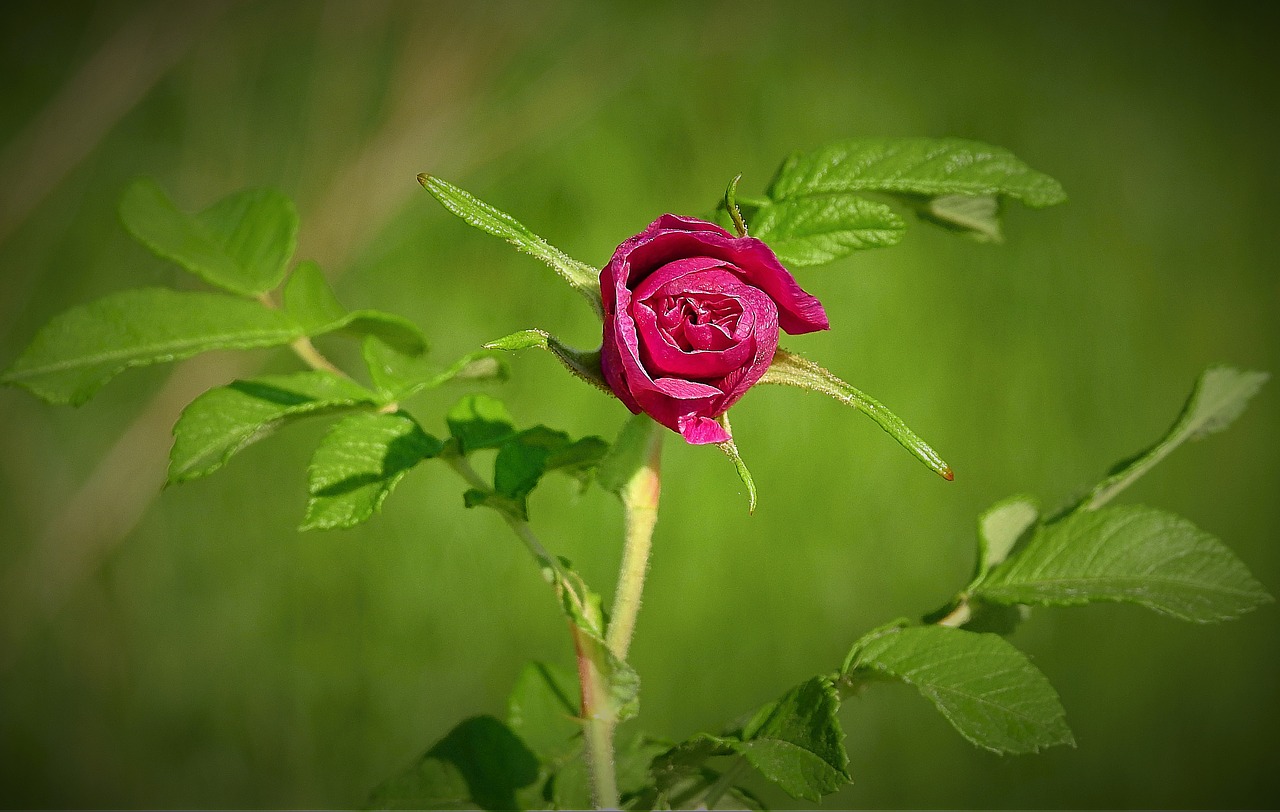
633 300 754 378
621 230 827 335
599 214 825 445
677 414 732 445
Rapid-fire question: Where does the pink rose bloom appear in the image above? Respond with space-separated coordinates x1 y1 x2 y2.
600 214 829 444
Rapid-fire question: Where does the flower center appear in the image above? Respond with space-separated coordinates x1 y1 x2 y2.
656 292 743 352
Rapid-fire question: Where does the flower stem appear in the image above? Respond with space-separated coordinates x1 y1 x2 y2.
576 628 620 810
575 420 665 809
605 420 663 662
279 331 648 809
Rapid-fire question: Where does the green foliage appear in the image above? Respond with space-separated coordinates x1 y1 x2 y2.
731 676 849 799
368 715 541 811
506 662 581 767
446 393 519 454
418 174 604 315
169 370 379 483
0 288 302 405
975 506 1272 622
550 559 640 726
974 495 1040 578
363 336 507 402
749 195 905 267
447 395 608 520
844 624 1073 754
4 148 1272 812
641 676 848 805
492 427 608 520
302 411 443 531
716 137 1065 264
953 365 1274 625
913 193 1004 242
119 178 298 296
283 261 427 355
760 348 953 480
767 137 1066 207
1083 366 1270 510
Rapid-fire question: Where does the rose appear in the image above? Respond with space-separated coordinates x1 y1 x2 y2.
600 214 829 444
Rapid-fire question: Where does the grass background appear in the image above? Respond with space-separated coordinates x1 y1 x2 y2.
1 1 1277 808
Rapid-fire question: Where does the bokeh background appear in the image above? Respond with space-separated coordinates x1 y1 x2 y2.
1 1 1277 808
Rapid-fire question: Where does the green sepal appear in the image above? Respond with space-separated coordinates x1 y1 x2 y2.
760 347 953 480
724 172 749 237
485 329 609 394
418 174 603 317
119 177 298 296
715 413 757 514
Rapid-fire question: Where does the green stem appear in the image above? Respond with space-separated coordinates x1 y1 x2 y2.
604 421 663 661
283 334 638 809
576 628 620 810
698 757 748 809
577 420 665 809
450 454 618 808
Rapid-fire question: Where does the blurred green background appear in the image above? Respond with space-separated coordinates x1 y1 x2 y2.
1 1 1277 808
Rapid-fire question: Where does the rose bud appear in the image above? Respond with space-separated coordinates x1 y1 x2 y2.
600 214 829 444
